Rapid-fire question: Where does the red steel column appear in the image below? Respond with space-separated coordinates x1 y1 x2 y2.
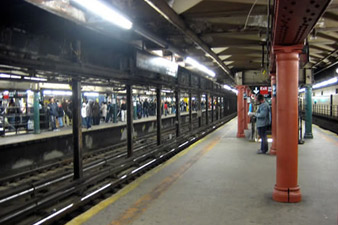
244 87 248 130
246 88 251 128
236 85 245 138
270 73 277 155
273 45 302 203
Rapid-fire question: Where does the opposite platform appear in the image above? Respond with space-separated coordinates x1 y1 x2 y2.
67 118 338 225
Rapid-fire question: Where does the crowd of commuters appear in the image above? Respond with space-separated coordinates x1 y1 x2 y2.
47 98 73 131
1 95 207 134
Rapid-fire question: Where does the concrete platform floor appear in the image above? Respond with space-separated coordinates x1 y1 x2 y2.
67 118 338 225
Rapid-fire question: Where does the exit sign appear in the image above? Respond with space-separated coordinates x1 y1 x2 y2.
260 86 269 95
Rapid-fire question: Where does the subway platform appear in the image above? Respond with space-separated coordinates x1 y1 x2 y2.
66 118 338 225
0 112 191 147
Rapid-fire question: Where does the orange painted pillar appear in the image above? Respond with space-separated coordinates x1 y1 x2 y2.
246 88 251 127
236 85 245 138
270 73 277 155
244 87 248 130
273 45 302 203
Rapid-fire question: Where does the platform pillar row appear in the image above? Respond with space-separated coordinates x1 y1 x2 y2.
270 73 277 155
273 45 302 203
72 79 83 180
304 84 313 139
236 85 246 138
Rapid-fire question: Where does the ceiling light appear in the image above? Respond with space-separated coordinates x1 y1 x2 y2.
84 92 99 97
223 85 232 90
313 77 338 89
0 73 21 79
43 90 73 96
336 68 338 74
71 0 132 30
185 57 215 77
24 77 47 82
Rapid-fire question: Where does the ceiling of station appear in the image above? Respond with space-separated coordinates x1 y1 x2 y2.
112 0 338 83
5 0 338 85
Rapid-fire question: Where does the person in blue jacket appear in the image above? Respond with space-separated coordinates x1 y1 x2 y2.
255 94 270 154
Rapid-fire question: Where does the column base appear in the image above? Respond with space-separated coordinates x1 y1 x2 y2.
304 133 313 139
273 185 301 203
269 147 277 155
237 133 245 138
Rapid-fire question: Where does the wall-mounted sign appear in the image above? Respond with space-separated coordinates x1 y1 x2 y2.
136 51 178 77
260 86 268 95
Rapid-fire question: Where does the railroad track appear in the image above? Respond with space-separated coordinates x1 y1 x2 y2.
0 114 235 225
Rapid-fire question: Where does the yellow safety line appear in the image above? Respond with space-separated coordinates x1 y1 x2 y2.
66 122 228 225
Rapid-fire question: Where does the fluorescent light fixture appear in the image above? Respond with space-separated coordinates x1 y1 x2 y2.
162 89 173 93
84 92 99 97
71 0 132 30
231 89 238 94
298 88 305 93
24 77 47 82
185 57 216 77
223 84 232 90
0 73 21 79
313 77 338 89
11 75 21 79
336 68 338 74
43 90 73 96
0 74 10 78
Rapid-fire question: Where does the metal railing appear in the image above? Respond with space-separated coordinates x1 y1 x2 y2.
312 104 338 119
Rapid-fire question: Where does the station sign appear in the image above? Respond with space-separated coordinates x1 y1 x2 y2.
136 51 178 77
260 86 268 95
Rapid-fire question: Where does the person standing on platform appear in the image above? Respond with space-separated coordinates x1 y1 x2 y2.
121 100 126 122
48 98 58 131
57 101 64 128
92 100 100 125
101 102 107 122
86 100 93 129
81 102 87 127
106 102 113 123
253 94 271 154
143 99 149 118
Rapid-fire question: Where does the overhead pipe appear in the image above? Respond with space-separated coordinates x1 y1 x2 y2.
143 0 235 83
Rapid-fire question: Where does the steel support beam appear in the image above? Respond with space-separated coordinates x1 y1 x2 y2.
156 88 162 145
33 91 40 134
189 91 192 131
211 95 214 122
216 96 219 120
126 84 133 157
72 79 83 180
175 89 181 137
205 93 209 125
198 92 202 128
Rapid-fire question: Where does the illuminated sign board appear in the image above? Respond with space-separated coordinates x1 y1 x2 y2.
136 51 178 77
